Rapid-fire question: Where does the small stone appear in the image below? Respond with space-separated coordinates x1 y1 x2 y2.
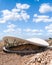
41 61 45 64
37 58 41 63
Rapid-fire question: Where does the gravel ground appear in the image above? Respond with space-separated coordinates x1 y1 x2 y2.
0 48 52 65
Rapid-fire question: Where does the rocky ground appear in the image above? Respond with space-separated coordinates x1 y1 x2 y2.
0 39 52 65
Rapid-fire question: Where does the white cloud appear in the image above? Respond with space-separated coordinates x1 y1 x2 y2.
16 3 30 9
24 28 43 35
39 3 52 13
24 28 31 32
4 28 15 33
7 24 16 28
45 24 52 33
16 28 22 34
24 28 42 33
0 3 30 23
33 14 52 23
4 24 16 33
20 11 30 21
0 18 6 23
4 24 22 34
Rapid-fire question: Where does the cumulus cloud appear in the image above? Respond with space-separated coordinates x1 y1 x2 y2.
4 24 22 33
45 24 52 33
39 3 52 13
4 24 16 33
0 3 30 23
33 14 52 23
24 28 43 35
16 3 30 9
7 24 16 28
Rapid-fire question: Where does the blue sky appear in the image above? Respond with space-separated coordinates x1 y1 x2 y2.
0 0 52 39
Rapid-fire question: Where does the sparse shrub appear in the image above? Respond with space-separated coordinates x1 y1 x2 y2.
49 38 52 40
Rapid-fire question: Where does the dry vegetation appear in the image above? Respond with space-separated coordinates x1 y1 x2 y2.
0 37 52 65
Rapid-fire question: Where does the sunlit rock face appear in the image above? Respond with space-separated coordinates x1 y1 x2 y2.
27 38 49 47
3 36 40 51
3 36 49 52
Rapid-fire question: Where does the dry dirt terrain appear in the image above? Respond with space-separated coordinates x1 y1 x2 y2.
0 39 52 65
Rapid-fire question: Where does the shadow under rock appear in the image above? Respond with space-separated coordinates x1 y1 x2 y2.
16 47 48 56
3 45 48 56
